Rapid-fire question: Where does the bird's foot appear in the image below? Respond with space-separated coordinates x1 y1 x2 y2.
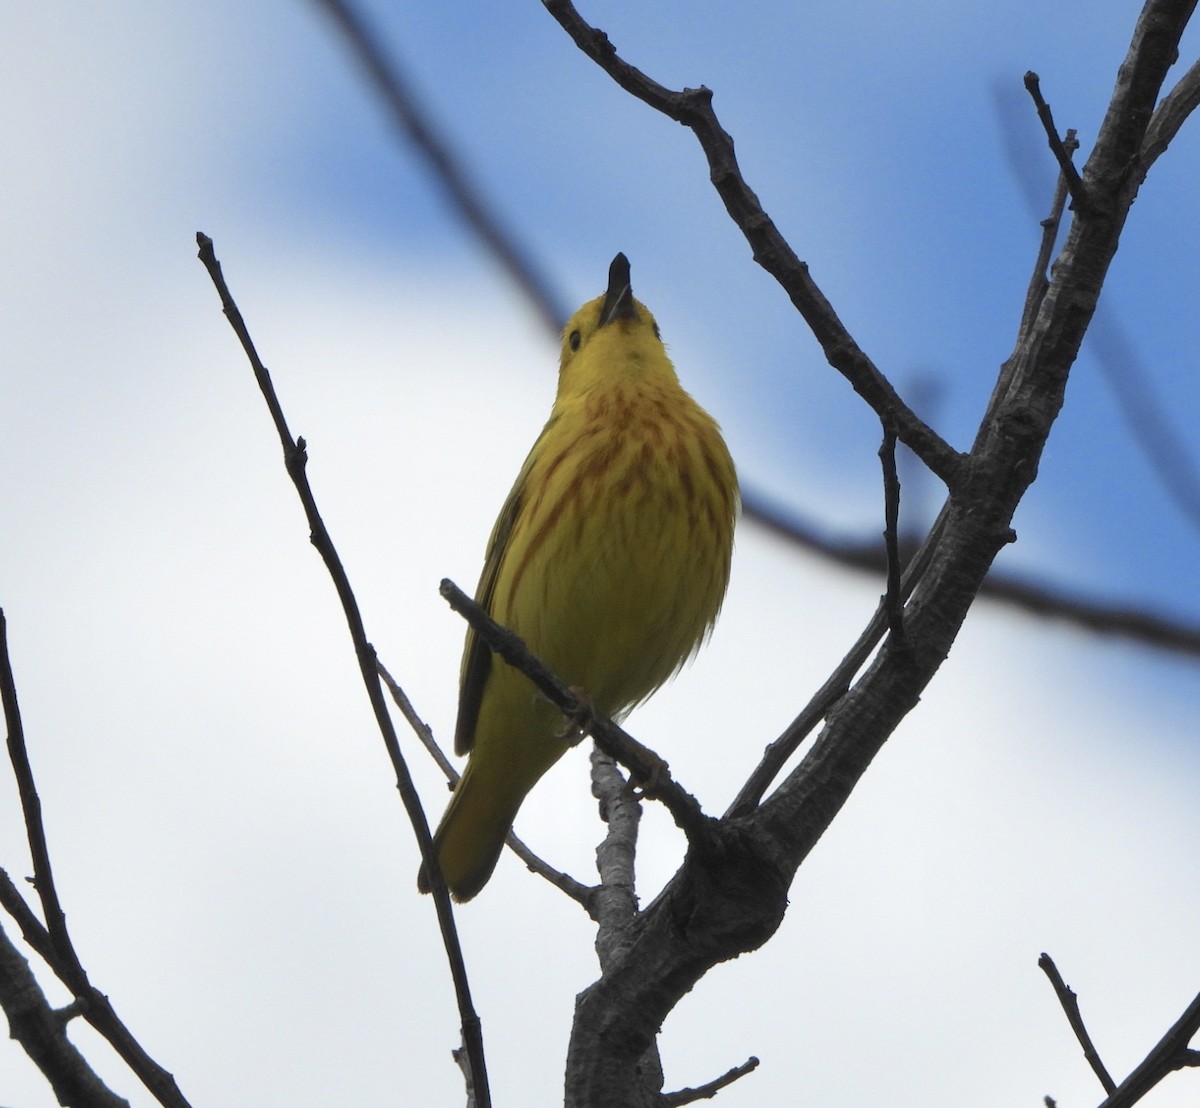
555 686 595 746
623 747 670 800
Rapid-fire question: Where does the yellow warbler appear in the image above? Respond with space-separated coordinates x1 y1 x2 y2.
420 254 737 902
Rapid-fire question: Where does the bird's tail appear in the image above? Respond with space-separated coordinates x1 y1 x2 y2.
417 755 526 902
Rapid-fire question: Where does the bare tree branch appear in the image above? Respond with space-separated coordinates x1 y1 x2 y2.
1039 953 1117 1095
590 748 641 946
998 70 1200 547
0 919 130 1108
439 579 714 845
196 233 492 1108
1024 73 1091 210
878 425 906 642
589 749 663 1093
1017 125 1078 342
726 508 951 817
540 0 965 490
662 1056 759 1106
549 2 1200 1101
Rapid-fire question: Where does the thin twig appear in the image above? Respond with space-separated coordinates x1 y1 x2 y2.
1023 73 1091 211
439 578 715 845
375 658 455 780
311 0 567 334
999 70 1200 546
662 1056 760 1106
2 611 77 972
0 867 56 966
878 424 905 641
725 508 950 817
509 827 595 906
375 658 594 907
196 233 491 1108
1017 128 1078 341
1038 953 1117 1094
540 0 964 489
0 612 193 1108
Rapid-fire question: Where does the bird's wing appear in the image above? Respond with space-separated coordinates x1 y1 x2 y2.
453 420 553 755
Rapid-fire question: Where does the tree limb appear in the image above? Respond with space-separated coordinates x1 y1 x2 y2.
0 919 130 1108
662 1056 759 1106
540 0 965 490
550 3 1199 1102
1023 73 1091 210
439 579 714 846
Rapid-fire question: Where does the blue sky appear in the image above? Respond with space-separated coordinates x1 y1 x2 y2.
3 3 1200 1106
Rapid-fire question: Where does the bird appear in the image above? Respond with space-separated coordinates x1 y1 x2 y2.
419 253 738 902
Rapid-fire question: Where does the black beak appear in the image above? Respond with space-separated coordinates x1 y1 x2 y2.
598 252 638 327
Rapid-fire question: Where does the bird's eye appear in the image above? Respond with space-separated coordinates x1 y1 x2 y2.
569 330 581 351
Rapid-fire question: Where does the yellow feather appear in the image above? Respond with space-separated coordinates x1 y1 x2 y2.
420 254 737 902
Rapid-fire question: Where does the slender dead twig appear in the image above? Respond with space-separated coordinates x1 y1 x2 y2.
997 73 1200 547
878 425 906 642
1017 127 1078 341
375 658 455 780
2 614 74 966
725 508 951 817
1038 953 1117 1094
1023 73 1091 210
196 233 491 1108
662 1055 760 1106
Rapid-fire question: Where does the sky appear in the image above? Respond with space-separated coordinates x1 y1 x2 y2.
2 2 1200 1106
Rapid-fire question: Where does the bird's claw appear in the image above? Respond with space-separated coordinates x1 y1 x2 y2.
623 748 669 799
556 686 595 746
